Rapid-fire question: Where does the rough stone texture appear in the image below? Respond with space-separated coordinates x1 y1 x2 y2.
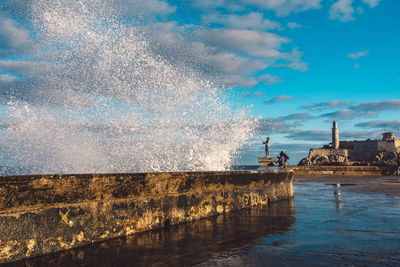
258 156 276 166
7 202 295 266
299 149 349 166
290 165 397 176
0 170 293 263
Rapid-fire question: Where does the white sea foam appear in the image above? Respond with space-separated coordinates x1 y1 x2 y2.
1 0 257 174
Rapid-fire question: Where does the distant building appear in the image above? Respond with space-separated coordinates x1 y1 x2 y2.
298 121 400 167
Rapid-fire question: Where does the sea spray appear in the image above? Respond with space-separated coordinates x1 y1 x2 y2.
1 0 257 174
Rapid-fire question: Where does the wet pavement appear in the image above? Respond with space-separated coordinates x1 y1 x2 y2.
5 181 400 266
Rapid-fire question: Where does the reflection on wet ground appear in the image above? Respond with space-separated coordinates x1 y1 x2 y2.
7 182 400 266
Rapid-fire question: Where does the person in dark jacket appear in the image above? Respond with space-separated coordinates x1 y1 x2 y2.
277 151 289 168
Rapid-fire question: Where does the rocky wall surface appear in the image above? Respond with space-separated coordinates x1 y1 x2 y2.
299 149 349 166
308 148 348 158
7 202 296 266
299 145 399 167
290 166 396 176
0 170 293 263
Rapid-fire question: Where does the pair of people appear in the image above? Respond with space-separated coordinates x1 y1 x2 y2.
277 151 289 168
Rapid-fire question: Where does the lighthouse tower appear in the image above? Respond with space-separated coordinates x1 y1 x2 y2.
332 120 339 149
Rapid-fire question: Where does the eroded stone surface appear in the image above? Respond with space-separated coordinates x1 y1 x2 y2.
0 170 293 263
290 165 396 176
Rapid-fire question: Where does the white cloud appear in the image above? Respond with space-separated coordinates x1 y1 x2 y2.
355 120 400 130
287 22 302 29
193 28 308 77
273 47 308 72
113 0 176 17
362 0 380 8
202 12 281 31
192 0 322 16
286 129 381 141
240 91 266 98
225 75 260 88
303 100 353 110
146 22 271 88
0 15 29 46
264 95 293 104
5 1 309 92
351 99 400 112
241 0 322 16
192 0 245 12
146 6 309 89
198 28 290 58
195 0 372 22
253 91 264 97
329 0 355 22
257 117 299 134
0 74 17 82
279 113 316 121
321 109 375 121
0 13 35 57
316 99 400 122
285 130 330 141
347 49 369 59
274 61 308 72
0 60 48 75
257 74 283 85
356 6 364 14
0 0 309 98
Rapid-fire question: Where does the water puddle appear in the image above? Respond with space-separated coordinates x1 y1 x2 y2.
324 183 357 186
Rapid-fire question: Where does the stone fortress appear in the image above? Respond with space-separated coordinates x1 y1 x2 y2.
298 121 400 167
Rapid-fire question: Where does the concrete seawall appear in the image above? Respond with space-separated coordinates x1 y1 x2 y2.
0 170 293 263
290 165 397 176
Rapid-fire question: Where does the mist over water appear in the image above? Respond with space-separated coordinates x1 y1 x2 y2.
1 0 257 175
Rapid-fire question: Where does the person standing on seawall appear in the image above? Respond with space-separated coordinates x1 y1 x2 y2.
277 151 289 168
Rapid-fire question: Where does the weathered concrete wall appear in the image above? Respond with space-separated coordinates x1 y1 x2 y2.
350 140 379 162
8 202 295 266
309 148 348 159
290 165 396 176
0 170 293 263
378 140 398 153
395 140 400 150
258 156 276 166
351 140 379 153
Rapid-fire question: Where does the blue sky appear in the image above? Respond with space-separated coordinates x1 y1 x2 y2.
0 0 399 166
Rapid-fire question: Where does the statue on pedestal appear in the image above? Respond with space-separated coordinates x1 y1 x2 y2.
263 137 270 157
259 137 275 166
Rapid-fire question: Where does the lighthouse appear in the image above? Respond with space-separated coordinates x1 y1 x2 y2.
332 120 339 149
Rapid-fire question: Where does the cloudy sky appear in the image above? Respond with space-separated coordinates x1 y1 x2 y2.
0 0 399 166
